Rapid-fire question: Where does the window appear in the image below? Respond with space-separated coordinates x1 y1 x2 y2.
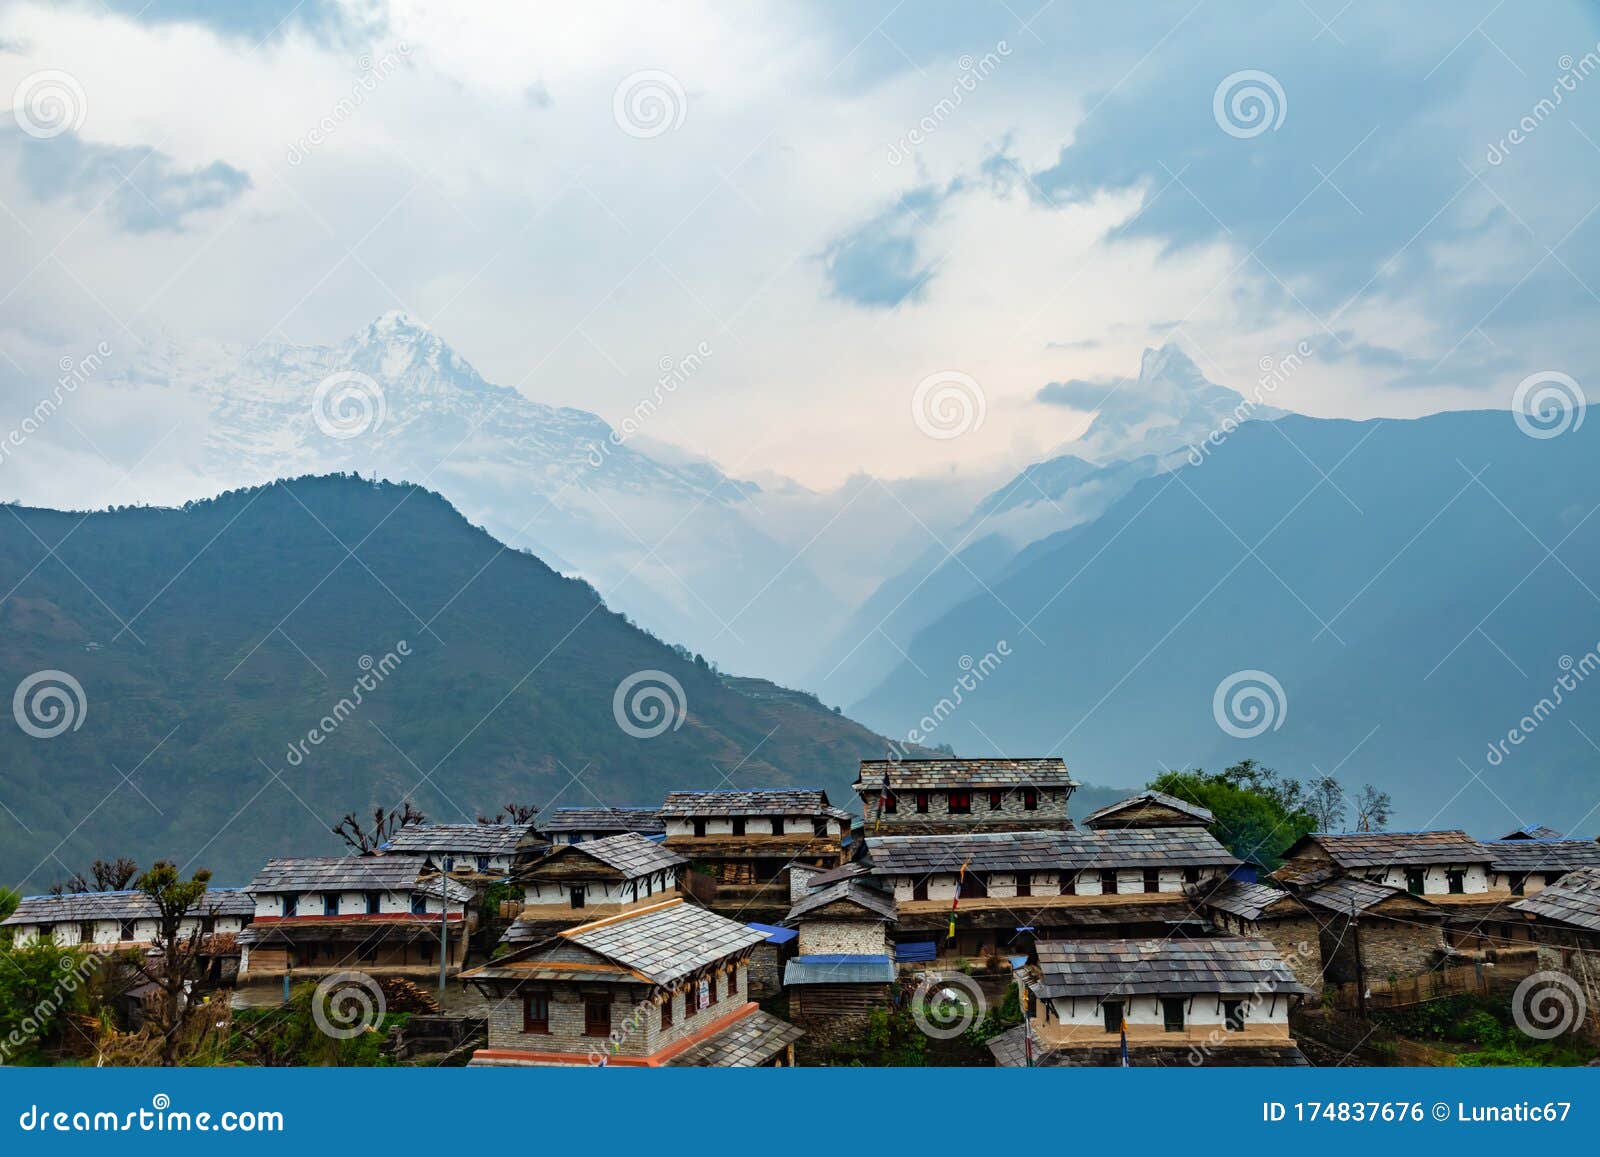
78 922 95 944
1509 872 1527 896
476 856 491 873
771 817 786 836
1162 998 1185 1032
692 819 707 837
1099 869 1118 895
732 817 745 836
964 872 988 899
1023 788 1038 811
912 877 929 902
1102 1001 1124 1033
282 895 298 918
118 919 135 941
570 888 586 909
1060 873 1076 897
948 791 971 814
812 817 829 837
1026 990 1036 1017
686 980 700 1015
523 991 550 1034
915 791 930 814
988 790 1003 811
707 973 719 1005
442 856 455 872
410 894 427 915
1016 873 1031 898
1143 869 1160 893
883 793 898 814
366 892 382 915
1405 868 1426 895
1182 867 1199 885
661 995 674 1030
583 997 611 1037
729 967 739 995
1446 869 1466 895
1223 1000 1247 1033
324 895 340 917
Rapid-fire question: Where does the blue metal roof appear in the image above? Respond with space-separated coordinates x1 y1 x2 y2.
784 954 896 985
747 922 798 944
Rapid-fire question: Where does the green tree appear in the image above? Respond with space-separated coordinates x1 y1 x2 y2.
1149 760 1316 869
0 942 95 1062
131 861 214 1067
0 886 19 925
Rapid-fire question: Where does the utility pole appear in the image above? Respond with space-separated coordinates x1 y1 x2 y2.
438 876 449 996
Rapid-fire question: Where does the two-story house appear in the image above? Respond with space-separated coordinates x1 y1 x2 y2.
781 876 897 1052
659 789 851 919
854 758 1079 835
537 806 664 846
462 898 803 1067
503 832 686 943
382 823 538 883
236 855 475 980
988 937 1312 1066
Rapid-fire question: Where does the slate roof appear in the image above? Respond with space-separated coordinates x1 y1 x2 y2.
539 807 664 835
383 823 531 856
1082 790 1215 827
1500 825 1564 841
659 789 851 822
1028 937 1312 999
560 900 767 985
800 861 871 890
247 855 434 894
783 954 896 985
1509 866 1600 932
570 832 686 878
1288 831 1491 868
865 828 1239 876
854 758 1078 791
663 1009 804 1067
2 888 254 926
785 878 897 923
1199 879 1297 923
1301 877 1427 916
1483 839 1600 874
414 875 477 904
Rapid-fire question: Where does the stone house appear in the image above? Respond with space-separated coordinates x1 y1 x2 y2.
1297 876 1444 984
988 937 1312 1066
382 822 537 883
1191 878 1324 993
462 898 803 1067
867 828 1239 959
1275 831 1494 897
659 789 851 919
781 877 897 1049
537 806 664 846
854 757 1078 835
1509 866 1600 988
501 832 686 943
1082 790 1215 831
2 888 254 951
236 855 476 980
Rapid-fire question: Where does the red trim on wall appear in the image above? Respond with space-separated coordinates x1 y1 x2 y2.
471 1002 763 1067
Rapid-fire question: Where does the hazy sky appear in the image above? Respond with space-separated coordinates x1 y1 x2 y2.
2 1 1598 488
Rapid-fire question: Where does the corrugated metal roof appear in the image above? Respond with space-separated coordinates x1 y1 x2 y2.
855 758 1077 790
783 954 896 985
746 922 798 944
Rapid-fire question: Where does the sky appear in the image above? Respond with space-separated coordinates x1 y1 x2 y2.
1 0 1598 490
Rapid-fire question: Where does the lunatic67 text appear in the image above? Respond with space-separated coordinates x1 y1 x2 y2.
1263 1102 1572 1124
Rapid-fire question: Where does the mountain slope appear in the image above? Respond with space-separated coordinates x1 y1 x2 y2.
850 410 1600 836
0 476 904 887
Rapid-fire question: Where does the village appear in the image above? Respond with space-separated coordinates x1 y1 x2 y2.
5 757 1600 1068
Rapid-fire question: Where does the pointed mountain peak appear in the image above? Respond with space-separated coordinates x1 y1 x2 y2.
1137 342 1206 387
363 309 433 342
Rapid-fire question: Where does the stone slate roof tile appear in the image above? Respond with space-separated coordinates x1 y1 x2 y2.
538 807 664 835
383 823 532 856
247 855 433 894
1500 825 1565 840
865 828 1239 876
3 888 254 925
659 789 850 822
663 1009 804 1067
1199 879 1296 922
1300 876 1425 916
1295 830 1491 868
562 900 767 985
1029 937 1312 999
1082 790 1216 827
1510 866 1600 931
854 758 1078 791
785 878 897 923
574 832 686 878
1483 839 1600 873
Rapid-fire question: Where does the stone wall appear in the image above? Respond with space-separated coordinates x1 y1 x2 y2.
1319 915 1443 984
798 918 887 957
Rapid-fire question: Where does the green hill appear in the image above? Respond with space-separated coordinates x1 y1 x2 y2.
0 476 906 887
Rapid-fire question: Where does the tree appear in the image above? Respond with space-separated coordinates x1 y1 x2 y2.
1305 776 1347 833
333 801 426 854
48 857 140 896
1149 761 1316 870
476 803 538 825
0 886 19 925
131 861 214 1067
0 942 95 1061
1355 785 1392 832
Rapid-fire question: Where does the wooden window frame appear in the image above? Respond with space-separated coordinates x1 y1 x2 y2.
1099 869 1118 894
988 790 1003 811
1142 868 1160 894
1060 873 1076 897
1022 788 1039 811
912 876 929 902
1223 999 1246 1033
948 791 972 815
915 791 930 814
1101 1000 1123 1033
771 817 786 836
1016 872 1031 898
1162 997 1185 1033
661 994 674 1030
692 818 707 838
732 817 746 836
583 996 611 1038
522 991 551 1034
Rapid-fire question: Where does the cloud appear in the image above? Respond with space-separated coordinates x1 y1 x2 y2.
1035 378 1116 408
13 130 250 233
819 182 960 308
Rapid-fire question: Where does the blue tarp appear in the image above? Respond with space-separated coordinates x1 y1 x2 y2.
747 922 798 944
893 940 938 962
